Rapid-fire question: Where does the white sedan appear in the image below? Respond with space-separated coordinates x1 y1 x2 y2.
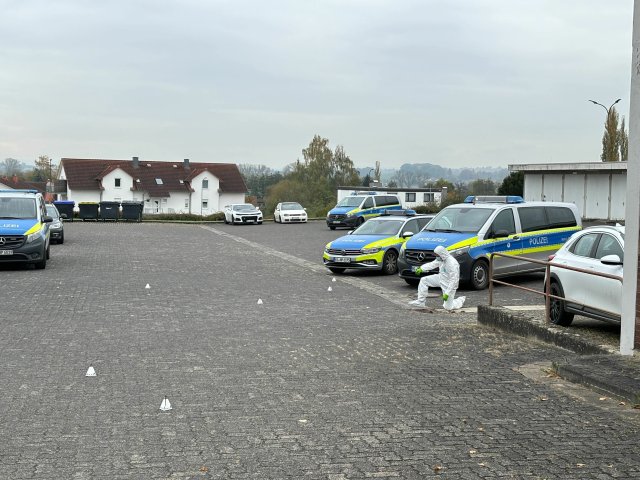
223 204 263 225
547 225 624 326
274 202 307 223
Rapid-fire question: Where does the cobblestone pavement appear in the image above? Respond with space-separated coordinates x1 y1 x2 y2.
0 222 638 479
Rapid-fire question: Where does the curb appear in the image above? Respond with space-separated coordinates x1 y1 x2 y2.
477 305 615 355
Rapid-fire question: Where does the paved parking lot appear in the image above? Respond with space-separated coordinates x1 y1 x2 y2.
0 221 638 479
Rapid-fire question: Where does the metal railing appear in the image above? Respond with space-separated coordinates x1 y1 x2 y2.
488 252 623 323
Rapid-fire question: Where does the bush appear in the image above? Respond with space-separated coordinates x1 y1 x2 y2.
142 212 225 222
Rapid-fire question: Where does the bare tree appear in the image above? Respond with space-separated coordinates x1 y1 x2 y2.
0 158 25 177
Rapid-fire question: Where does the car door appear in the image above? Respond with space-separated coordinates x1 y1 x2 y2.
590 233 624 317
362 196 374 218
274 203 281 222
555 232 600 307
483 208 521 275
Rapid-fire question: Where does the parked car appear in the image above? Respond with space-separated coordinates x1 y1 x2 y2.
326 192 402 230
547 225 624 326
223 204 263 225
45 204 65 244
397 195 582 289
274 202 307 223
323 211 434 275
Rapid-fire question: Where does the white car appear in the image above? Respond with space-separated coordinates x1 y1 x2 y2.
547 225 624 326
274 202 307 223
223 204 263 225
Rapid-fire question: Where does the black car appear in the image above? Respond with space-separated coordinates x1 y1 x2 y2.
45 204 65 244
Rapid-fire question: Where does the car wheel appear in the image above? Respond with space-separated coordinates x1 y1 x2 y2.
59 233 64 244
382 250 398 275
328 267 346 274
549 281 574 326
329 226 336 230
470 260 489 290
404 278 419 286
46 244 50 259
357 217 365 226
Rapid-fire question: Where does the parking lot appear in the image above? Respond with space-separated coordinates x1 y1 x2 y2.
1 221 638 479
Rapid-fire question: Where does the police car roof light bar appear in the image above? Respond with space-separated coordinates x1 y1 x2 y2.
0 189 38 194
464 195 524 204
380 209 416 216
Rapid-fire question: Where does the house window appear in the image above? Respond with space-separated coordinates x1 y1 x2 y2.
184 199 189 208
405 192 416 202
202 179 209 189
115 178 121 188
423 192 434 203
155 178 163 185
202 200 208 209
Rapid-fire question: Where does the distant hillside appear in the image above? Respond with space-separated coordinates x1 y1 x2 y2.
358 163 508 187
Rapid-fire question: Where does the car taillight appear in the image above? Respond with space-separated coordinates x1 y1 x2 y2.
548 254 556 261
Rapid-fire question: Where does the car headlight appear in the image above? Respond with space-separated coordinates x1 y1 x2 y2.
26 231 41 243
52 221 62 228
361 247 381 254
346 211 355 217
450 246 470 258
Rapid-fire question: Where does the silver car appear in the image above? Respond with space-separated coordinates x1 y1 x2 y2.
45 204 65 244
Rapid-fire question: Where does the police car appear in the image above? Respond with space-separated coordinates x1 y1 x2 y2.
397 196 581 289
323 210 434 274
0 189 53 269
326 192 402 230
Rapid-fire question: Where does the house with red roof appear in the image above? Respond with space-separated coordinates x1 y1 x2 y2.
58 157 247 215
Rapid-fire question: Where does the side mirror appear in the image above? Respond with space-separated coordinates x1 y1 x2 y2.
402 231 414 238
303 207 307 211
601 254 623 266
492 229 509 239
43 216 53 223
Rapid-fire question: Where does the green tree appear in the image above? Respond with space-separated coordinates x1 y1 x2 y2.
468 179 497 195
238 164 283 197
497 171 524 196
387 180 398 188
29 155 57 181
619 116 628 162
601 107 620 162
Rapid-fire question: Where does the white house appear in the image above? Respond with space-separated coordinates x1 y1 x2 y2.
336 185 446 209
509 162 627 221
58 157 247 215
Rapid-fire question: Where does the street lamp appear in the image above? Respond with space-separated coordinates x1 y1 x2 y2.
588 98 621 117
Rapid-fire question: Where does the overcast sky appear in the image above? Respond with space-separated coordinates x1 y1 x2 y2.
0 0 633 170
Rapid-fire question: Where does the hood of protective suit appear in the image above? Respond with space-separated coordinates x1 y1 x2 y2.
434 245 450 260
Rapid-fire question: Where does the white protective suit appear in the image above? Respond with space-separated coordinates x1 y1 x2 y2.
409 245 466 310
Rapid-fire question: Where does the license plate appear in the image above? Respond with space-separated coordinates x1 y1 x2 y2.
333 257 351 263
0 250 13 256
411 266 419 272
333 221 341 224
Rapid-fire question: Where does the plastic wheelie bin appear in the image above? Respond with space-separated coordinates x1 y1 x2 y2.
120 201 144 222
53 200 75 221
79 202 99 221
99 201 120 221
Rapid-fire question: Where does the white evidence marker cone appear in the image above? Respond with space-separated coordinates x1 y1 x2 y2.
160 396 172 411
257 299 263 305
85 365 96 377
332 277 336 282
327 286 332 292
145 284 151 289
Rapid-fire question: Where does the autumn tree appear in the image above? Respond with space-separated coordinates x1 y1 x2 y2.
29 155 58 181
619 116 629 162
601 107 620 162
238 164 283 198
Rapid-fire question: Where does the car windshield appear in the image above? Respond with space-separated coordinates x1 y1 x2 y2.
281 203 303 210
46 206 60 218
336 196 364 207
424 207 494 233
353 219 404 235
0 197 37 219
233 204 256 212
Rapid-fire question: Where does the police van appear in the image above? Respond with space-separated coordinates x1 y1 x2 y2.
0 189 53 269
326 192 402 230
397 196 581 289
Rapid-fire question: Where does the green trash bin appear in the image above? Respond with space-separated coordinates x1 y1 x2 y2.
121 201 143 222
79 202 99 221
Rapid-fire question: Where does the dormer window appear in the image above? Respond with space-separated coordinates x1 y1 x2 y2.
155 178 163 185
115 178 121 188
202 179 209 189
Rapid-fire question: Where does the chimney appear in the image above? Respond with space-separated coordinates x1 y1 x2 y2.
183 158 190 169
132 156 139 168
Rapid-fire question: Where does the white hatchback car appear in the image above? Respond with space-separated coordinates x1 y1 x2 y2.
547 225 624 326
223 204 263 225
274 202 307 223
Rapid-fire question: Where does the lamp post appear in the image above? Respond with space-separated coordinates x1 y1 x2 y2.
588 98 621 117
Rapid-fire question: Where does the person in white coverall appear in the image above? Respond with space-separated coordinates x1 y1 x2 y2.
409 245 466 310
